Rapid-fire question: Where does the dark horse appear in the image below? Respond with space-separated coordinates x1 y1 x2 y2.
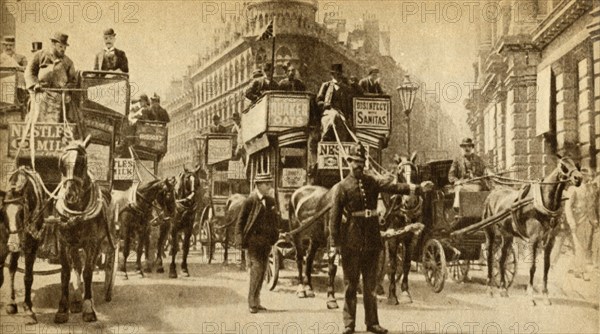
0 167 47 324
157 167 203 278
379 153 423 305
213 193 247 268
118 176 175 279
288 184 340 309
483 156 582 305
54 136 114 323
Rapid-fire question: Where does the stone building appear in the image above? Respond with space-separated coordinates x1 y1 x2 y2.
160 0 463 177
466 0 599 177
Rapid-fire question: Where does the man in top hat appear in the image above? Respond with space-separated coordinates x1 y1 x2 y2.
317 63 353 138
148 93 170 123
31 42 43 53
25 32 78 122
359 66 384 95
278 64 306 92
210 114 227 133
235 174 279 314
244 63 279 103
329 143 434 334
448 138 489 210
94 28 129 73
1 36 27 68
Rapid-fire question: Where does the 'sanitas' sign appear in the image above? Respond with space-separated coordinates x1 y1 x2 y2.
353 97 391 131
114 158 135 180
207 138 232 165
8 123 76 157
317 142 369 170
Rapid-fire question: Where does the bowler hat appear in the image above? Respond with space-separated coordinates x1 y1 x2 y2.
212 114 220 121
50 32 69 46
137 94 149 103
31 41 43 52
368 66 379 75
254 174 274 183
2 36 15 44
232 112 240 119
103 28 116 36
330 63 343 74
459 138 475 147
151 93 160 102
347 143 366 162
252 69 263 78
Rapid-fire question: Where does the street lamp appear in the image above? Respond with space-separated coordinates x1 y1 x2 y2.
396 75 419 153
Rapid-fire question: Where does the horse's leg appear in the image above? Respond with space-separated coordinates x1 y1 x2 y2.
294 237 306 298
399 236 413 304
155 223 167 273
240 247 247 271
303 240 317 297
542 236 555 306
82 244 99 322
527 240 539 306
143 225 153 273
5 252 19 314
181 225 192 277
69 248 84 313
54 246 71 323
223 228 230 266
485 228 495 297
169 226 179 279
121 220 131 279
387 239 399 305
22 246 38 324
499 237 513 298
326 244 339 309
135 228 144 275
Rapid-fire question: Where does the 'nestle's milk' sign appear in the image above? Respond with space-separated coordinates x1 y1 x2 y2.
353 97 391 132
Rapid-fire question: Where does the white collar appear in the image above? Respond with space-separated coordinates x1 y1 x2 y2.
104 47 115 52
255 189 265 201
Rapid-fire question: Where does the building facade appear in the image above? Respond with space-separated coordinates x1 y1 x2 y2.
160 0 463 177
466 0 599 177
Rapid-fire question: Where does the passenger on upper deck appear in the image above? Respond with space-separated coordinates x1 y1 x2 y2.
359 66 385 95
245 63 279 103
94 28 129 73
210 114 227 134
130 93 150 124
1 36 27 68
278 64 306 92
448 138 490 211
317 63 353 139
25 32 78 122
149 93 170 123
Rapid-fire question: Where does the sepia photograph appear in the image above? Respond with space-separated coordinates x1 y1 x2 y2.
0 0 598 333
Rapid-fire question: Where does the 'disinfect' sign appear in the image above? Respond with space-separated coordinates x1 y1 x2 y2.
353 97 391 131
8 123 76 157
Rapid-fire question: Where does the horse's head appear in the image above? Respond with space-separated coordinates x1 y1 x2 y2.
155 177 176 218
59 135 92 207
176 167 200 203
393 152 419 185
556 155 582 187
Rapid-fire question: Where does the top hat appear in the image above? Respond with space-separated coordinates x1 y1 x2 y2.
254 174 274 183
252 69 263 78
459 138 475 148
347 143 366 162
212 114 221 121
103 28 116 36
50 32 69 46
150 93 160 102
368 66 379 75
330 63 343 74
2 35 15 44
31 41 43 52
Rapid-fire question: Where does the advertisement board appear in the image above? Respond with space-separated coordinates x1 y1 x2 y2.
206 137 233 165
134 122 168 154
8 123 76 158
353 97 391 132
267 95 310 130
317 142 369 170
281 168 306 188
113 158 136 180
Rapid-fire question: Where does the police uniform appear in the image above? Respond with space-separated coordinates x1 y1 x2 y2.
329 144 426 334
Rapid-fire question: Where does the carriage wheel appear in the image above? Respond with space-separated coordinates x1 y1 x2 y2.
449 260 470 283
264 245 280 291
491 243 517 288
422 239 447 293
199 207 214 264
104 242 119 302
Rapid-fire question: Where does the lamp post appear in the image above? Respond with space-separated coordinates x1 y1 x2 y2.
396 75 419 153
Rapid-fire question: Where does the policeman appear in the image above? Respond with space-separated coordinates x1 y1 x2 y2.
94 28 129 73
329 143 433 334
448 138 489 210
358 66 385 95
235 175 279 313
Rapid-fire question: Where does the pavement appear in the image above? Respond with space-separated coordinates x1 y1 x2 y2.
1 247 598 334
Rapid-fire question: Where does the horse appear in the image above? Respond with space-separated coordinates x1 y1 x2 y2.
212 193 247 268
54 135 114 323
158 167 203 278
379 153 423 305
482 156 582 306
0 167 48 324
118 176 175 279
288 184 340 309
